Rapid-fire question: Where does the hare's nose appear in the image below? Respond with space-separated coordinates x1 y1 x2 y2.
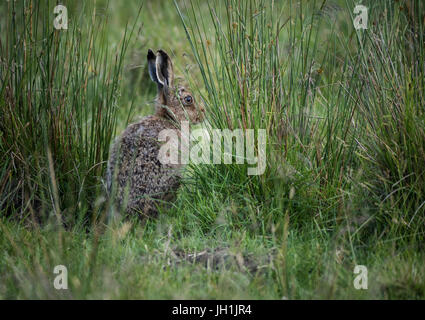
200 106 205 113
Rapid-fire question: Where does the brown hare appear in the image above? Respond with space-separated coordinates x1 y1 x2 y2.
106 49 205 218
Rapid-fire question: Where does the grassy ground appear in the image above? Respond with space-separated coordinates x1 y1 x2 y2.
0 0 424 299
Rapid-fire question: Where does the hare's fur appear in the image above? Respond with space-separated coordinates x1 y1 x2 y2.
106 49 204 217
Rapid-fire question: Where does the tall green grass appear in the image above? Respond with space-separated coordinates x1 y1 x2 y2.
174 0 354 238
0 1 139 225
175 0 425 239
352 0 425 237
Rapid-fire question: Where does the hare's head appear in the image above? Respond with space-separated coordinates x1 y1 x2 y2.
148 49 205 124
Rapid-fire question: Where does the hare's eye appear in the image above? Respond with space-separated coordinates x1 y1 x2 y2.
184 95 193 105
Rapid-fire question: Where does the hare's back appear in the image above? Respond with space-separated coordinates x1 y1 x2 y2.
108 116 181 207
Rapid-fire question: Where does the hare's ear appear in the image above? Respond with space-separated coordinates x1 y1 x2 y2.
147 49 161 86
155 50 174 88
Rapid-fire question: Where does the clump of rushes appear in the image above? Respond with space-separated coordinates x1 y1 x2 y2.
352 0 425 237
175 0 361 230
0 1 140 225
175 0 424 239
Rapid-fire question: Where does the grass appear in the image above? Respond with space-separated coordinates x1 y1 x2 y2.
0 0 424 299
